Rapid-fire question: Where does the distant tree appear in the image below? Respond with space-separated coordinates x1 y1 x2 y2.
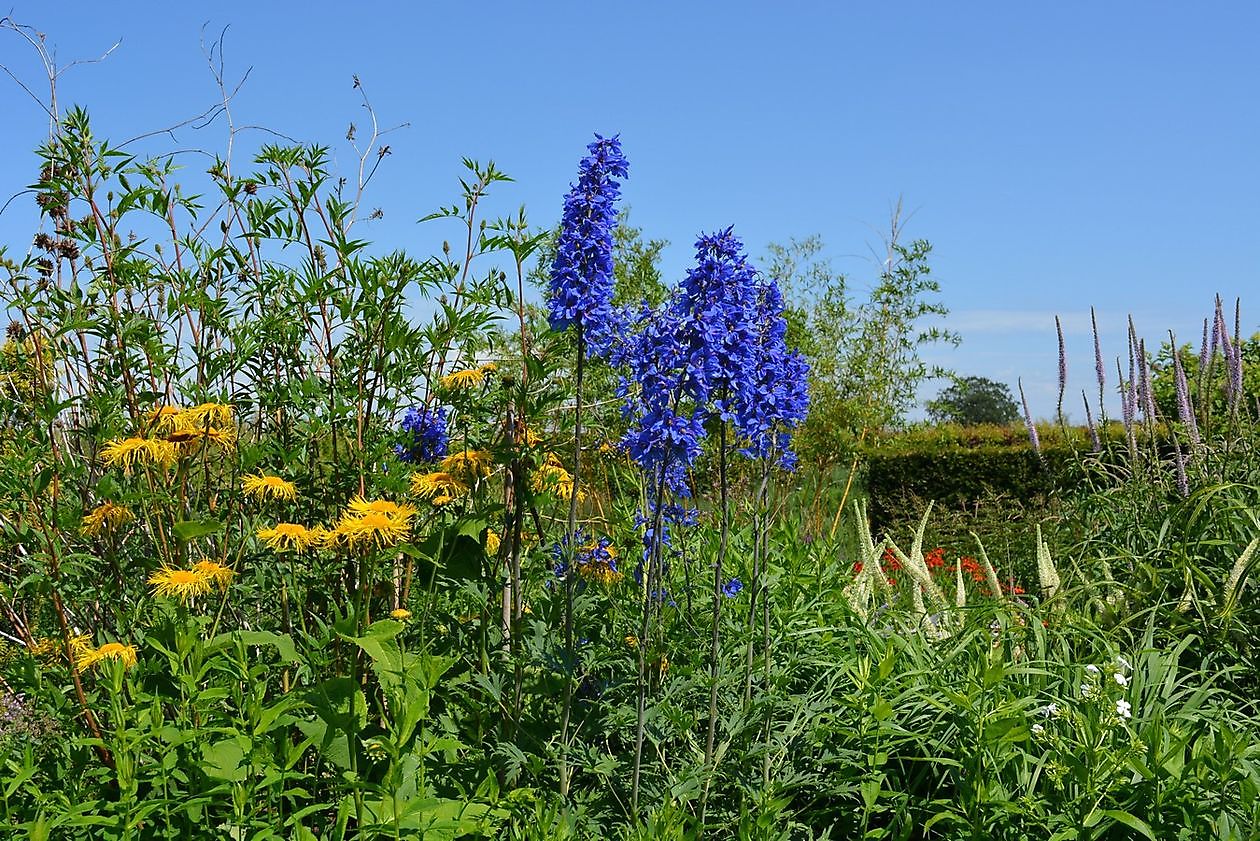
926 376 1019 426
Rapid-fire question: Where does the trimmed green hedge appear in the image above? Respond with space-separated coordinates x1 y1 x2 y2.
860 423 1102 531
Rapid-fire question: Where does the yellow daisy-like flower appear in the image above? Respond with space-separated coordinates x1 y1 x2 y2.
479 362 498 374
485 531 501 555
439 367 486 389
26 638 54 657
440 449 493 480
28 634 92 659
100 437 176 473
143 404 184 434
242 473 298 502
148 565 212 603
531 454 584 502
81 502 133 536
77 641 138 671
257 523 321 552
193 560 235 589
625 635 639 648
168 425 236 451
390 608 412 621
330 511 411 549
178 402 234 430
346 496 418 523
410 471 469 502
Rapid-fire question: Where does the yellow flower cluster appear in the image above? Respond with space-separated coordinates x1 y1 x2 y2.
242 473 298 502
531 453 583 502
256 498 416 553
81 502 133 536
27 634 92 660
329 508 413 549
257 523 327 552
101 402 235 473
410 471 469 505
439 361 499 390
78 641 138 671
148 560 234 603
440 449 493 480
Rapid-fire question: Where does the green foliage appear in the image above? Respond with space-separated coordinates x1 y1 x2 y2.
2 32 1259 841
768 213 960 469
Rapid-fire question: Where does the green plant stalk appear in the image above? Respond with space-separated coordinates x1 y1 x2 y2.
744 461 771 704
558 327 585 800
631 462 670 817
699 419 730 828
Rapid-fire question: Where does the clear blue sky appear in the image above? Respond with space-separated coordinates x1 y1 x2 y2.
2 2 1256 419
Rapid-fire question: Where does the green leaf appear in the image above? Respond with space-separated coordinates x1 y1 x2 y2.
172 518 223 542
202 737 248 782
1094 809 1156 840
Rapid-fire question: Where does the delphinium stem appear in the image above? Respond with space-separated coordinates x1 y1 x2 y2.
558 328 585 800
699 419 730 828
631 465 669 816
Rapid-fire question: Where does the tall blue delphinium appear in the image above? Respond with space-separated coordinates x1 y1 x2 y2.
620 230 761 817
730 275 810 710
735 276 810 469
395 405 449 463
548 134 628 800
548 134 629 359
618 230 760 486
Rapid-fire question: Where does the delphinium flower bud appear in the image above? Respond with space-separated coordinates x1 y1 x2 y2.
617 229 761 491
734 276 810 468
548 134 629 358
395 405 449 464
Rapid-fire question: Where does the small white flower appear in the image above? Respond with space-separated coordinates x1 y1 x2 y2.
1031 722 1046 736
1085 664 1100 675
1081 683 1098 699
1113 672 1129 687
1116 699 1132 719
1115 655 1132 671
1038 702 1060 718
